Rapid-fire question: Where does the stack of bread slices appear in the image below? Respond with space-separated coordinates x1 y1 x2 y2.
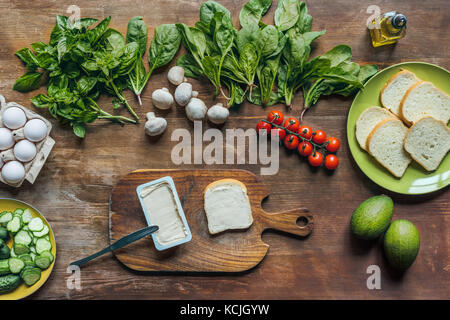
356 70 450 178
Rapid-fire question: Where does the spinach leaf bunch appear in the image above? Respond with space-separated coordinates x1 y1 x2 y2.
177 0 378 118
126 18 181 105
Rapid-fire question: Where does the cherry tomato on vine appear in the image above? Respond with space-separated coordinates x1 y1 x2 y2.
298 125 312 140
325 137 340 152
272 128 286 140
283 117 300 132
267 110 284 125
256 121 272 134
284 134 300 150
325 154 339 170
298 141 313 157
308 152 324 167
312 130 327 144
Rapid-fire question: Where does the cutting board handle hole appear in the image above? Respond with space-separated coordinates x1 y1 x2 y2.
296 216 309 228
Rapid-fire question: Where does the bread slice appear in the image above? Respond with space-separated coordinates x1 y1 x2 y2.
367 118 412 178
380 70 419 117
400 81 450 126
356 106 397 150
404 116 450 171
204 179 253 235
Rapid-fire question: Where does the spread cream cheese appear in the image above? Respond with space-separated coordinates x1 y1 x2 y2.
204 179 253 234
139 182 187 246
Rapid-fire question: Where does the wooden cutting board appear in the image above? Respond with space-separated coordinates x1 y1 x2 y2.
109 169 313 272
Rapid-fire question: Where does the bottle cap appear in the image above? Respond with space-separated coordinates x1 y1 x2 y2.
392 14 407 28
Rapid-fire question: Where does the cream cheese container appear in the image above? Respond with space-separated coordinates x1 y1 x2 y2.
136 176 192 251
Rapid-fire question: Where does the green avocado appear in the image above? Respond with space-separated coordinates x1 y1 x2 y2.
350 195 394 240
384 219 420 270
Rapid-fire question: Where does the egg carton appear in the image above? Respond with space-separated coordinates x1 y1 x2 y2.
0 94 55 187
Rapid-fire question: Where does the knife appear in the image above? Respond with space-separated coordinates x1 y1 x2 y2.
69 225 159 267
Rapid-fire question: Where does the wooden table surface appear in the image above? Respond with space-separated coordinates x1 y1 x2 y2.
0 0 448 300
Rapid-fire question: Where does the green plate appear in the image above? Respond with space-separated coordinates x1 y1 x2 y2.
347 62 450 195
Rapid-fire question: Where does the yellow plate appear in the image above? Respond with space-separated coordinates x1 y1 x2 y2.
0 199 56 300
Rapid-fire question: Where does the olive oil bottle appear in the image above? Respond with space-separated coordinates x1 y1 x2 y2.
369 11 407 47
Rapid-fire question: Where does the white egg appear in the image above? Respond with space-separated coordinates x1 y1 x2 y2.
1 160 25 183
0 128 14 150
13 140 37 162
2 107 27 129
24 119 48 142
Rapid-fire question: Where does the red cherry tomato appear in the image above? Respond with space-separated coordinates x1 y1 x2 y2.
298 141 313 157
312 130 327 144
256 121 272 134
308 152 324 167
325 154 339 170
283 117 300 132
272 128 286 140
326 137 341 152
267 110 284 125
298 125 312 140
284 134 300 150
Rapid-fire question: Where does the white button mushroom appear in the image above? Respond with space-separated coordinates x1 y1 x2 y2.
1 160 25 183
0 128 14 150
167 66 185 86
2 107 27 129
186 98 207 121
144 112 167 136
207 103 229 124
13 140 37 162
174 82 193 106
24 118 48 142
152 88 174 110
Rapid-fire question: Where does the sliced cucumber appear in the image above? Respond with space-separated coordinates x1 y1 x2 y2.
21 267 41 286
39 251 54 263
35 256 51 269
28 217 44 232
0 259 9 275
19 254 35 267
13 243 30 255
29 246 36 254
29 252 36 261
14 208 24 215
14 230 32 246
6 216 22 234
21 209 33 224
33 225 49 238
8 257 25 274
0 212 13 227
35 238 52 254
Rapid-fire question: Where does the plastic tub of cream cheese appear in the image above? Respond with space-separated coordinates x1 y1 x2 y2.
136 176 192 251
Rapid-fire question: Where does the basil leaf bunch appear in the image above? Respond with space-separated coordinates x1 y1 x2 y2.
13 15 182 138
13 15 140 137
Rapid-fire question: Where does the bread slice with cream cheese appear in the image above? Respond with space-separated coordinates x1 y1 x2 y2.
399 81 450 126
356 106 396 150
204 179 253 235
380 70 419 117
404 116 450 171
367 118 412 178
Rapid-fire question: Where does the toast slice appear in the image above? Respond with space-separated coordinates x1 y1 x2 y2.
204 179 253 235
404 116 450 171
380 70 419 117
399 81 450 125
367 118 412 178
356 106 397 150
